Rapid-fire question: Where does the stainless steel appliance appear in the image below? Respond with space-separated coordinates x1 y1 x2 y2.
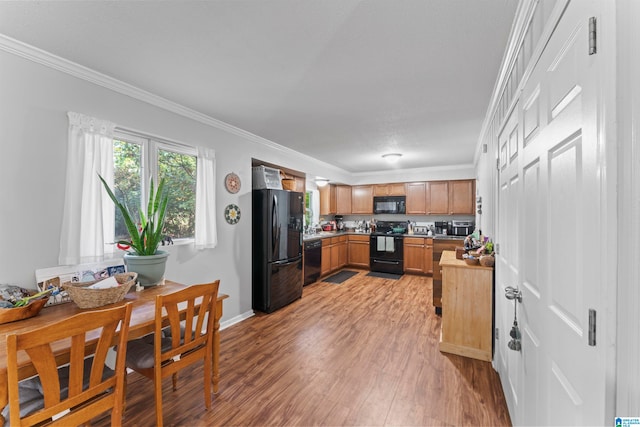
303 239 322 286
334 215 345 231
369 221 406 275
373 196 406 214
434 221 449 235
252 189 304 313
451 220 475 236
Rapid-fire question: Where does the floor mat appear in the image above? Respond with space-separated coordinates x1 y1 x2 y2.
323 270 359 284
366 271 403 280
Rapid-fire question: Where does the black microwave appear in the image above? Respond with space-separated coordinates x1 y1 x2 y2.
373 196 406 214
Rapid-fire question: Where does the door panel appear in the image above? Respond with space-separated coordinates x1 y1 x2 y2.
497 1 607 424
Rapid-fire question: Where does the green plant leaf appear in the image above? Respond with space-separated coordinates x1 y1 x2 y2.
99 174 169 256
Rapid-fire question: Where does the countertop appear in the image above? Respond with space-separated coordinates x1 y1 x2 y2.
302 231 466 241
439 250 494 270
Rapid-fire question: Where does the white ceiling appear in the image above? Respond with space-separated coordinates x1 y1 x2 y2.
0 0 517 174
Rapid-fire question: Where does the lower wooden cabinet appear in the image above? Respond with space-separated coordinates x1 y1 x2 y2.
347 235 370 268
439 251 493 361
403 237 433 275
322 236 347 276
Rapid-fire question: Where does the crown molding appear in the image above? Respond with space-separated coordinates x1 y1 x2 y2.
0 33 348 173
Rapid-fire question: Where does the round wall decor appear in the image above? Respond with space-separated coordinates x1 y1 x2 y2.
224 204 241 224
224 172 241 194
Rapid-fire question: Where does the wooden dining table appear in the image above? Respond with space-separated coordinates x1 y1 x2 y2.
0 280 228 411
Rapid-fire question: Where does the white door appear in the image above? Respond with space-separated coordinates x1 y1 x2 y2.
496 0 609 424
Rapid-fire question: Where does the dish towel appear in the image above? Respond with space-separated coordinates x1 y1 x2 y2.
377 237 386 252
385 236 395 253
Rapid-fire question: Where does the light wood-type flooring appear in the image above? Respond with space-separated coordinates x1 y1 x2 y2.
97 270 511 426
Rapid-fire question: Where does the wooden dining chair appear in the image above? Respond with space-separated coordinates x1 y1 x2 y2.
124 281 220 427
5 302 133 427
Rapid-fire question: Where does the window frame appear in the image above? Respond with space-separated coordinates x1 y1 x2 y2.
113 129 197 245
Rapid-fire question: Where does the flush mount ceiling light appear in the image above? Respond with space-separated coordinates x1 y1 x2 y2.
315 178 329 187
382 153 402 163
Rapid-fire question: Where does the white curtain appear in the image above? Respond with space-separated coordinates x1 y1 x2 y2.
195 146 218 249
59 112 115 265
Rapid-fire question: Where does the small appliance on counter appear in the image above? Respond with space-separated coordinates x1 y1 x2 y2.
334 215 345 231
451 220 475 236
434 221 449 235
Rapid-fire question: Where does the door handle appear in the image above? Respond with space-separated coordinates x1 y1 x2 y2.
504 286 522 302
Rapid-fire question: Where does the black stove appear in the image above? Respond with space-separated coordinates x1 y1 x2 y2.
369 221 406 275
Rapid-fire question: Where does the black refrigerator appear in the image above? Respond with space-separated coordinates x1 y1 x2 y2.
252 189 304 313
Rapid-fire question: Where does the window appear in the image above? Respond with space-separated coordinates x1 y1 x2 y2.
113 132 197 242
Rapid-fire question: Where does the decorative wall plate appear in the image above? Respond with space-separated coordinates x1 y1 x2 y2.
224 172 241 194
224 204 241 224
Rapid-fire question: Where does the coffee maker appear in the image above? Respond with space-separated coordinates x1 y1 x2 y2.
334 215 345 231
434 221 450 235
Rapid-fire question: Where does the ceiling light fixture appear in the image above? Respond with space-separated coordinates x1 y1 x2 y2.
315 178 329 187
382 153 402 163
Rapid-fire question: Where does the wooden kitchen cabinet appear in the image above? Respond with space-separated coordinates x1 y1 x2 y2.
425 238 433 274
427 181 449 214
405 182 427 214
319 185 336 216
404 237 426 273
427 179 475 215
351 185 373 214
373 183 405 196
348 234 370 268
403 237 433 275
433 238 464 312
335 185 352 215
294 176 306 193
439 251 493 361
449 179 475 214
321 242 331 276
323 235 347 275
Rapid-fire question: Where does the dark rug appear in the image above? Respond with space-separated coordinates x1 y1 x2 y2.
323 270 359 284
366 272 403 280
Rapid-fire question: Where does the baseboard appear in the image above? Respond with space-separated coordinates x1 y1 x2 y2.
220 310 255 330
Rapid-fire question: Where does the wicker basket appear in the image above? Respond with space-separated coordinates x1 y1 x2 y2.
479 255 495 267
62 272 137 309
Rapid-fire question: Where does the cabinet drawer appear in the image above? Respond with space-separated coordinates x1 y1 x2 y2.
404 237 425 245
331 235 347 244
348 234 370 242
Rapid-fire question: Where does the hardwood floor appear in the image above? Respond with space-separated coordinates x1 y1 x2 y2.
99 271 511 426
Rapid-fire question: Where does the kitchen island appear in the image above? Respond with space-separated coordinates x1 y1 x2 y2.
439 250 494 361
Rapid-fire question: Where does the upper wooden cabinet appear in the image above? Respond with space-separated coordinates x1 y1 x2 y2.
319 185 336 216
449 180 475 214
319 179 474 216
427 181 450 214
405 182 427 214
427 180 475 215
294 176 306 193
335 185 352 215
373 183 405 196
351 185 373 214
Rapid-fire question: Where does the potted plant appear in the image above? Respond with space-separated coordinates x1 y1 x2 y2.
99 174 170 286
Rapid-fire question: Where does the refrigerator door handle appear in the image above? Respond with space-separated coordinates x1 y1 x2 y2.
273 256 302 266
272 193 280 255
